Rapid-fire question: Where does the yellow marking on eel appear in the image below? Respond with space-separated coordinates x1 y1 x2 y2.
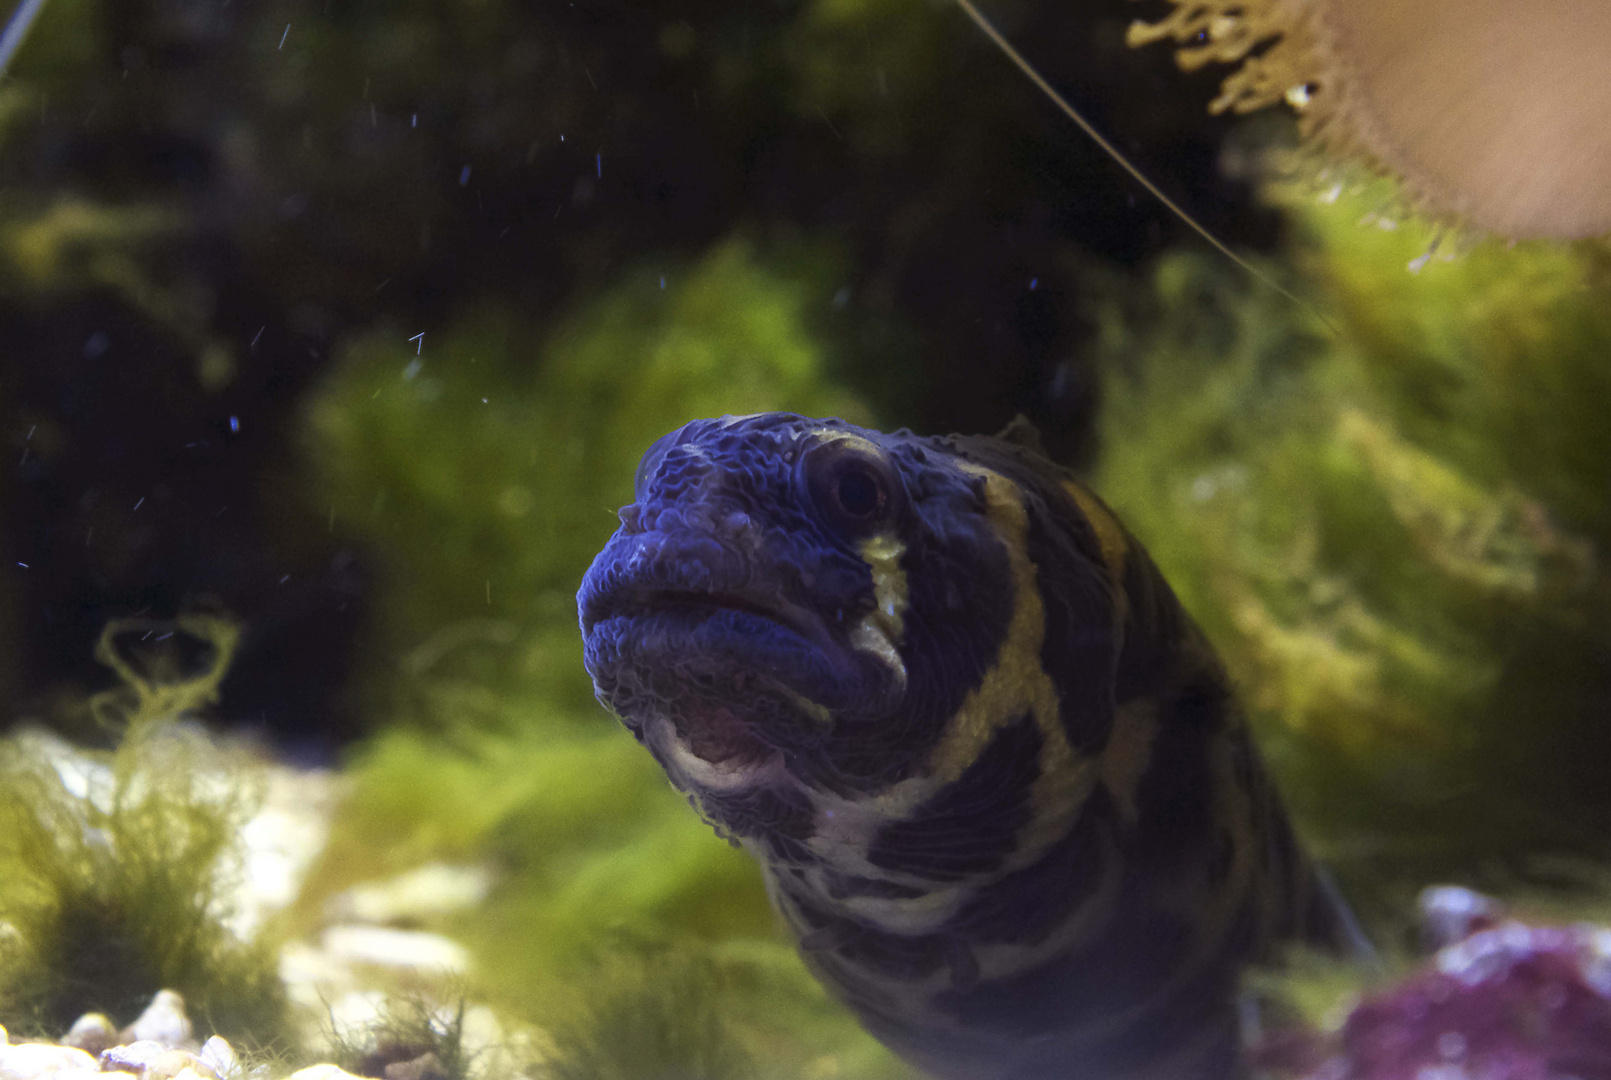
916 463 1096 852
1064 479 1131 645
859 532 908 643
779 687 835 728
1063 481 1128 582
1101 699 1159 825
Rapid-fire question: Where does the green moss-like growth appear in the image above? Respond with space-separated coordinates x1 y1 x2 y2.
1089 178 1611 905
532 938 907 1080
536 944 754 1080
0 616 289 1043
328 996 475 1080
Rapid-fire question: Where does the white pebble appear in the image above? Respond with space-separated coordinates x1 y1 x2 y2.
122 990 193 1047
325 863 492 925
0 1043 99 1080
197 1038 239 1080
286 1067 369 1080
147 1051 215 1080
60 1013 116 1055
101 1040 168 1073
318 925 471 973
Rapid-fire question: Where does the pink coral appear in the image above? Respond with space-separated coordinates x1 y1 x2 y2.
1300 922 1611 1080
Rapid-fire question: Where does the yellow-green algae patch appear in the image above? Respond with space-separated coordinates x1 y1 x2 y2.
0 617 289 1045
1087 176 1611 910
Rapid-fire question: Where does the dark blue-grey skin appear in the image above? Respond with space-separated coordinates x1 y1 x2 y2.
577 414 1345 1080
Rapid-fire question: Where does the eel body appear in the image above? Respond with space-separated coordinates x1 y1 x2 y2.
578 413 1343 1080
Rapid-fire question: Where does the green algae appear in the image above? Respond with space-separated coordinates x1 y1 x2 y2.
327 996 476 1080
1089 177 1611 901
0 616 289 1043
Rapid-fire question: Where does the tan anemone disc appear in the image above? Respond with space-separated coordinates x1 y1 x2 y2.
1129 0 1611 240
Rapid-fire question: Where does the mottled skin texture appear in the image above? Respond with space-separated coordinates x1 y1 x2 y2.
578 414 1341 1080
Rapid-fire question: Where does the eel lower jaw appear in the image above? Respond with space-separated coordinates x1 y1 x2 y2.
646 714 787 794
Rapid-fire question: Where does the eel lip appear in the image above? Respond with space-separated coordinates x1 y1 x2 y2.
582 584 833 652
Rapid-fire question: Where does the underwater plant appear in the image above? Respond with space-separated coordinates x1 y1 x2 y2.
0 615 289 1044
1087 175 1611 897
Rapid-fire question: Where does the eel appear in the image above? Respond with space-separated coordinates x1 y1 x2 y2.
578 413 1348 1080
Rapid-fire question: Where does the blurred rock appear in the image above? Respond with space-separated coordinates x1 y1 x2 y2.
147 1050 216 1080
231 763 342 940
0 1043 98 1080
323 863 491 926
120 991 194 1049
286 1066 368 1080
101 1041 170 1074
318 927 471 975
60 1013 115 1056
380 1052 444 1080
195 1037 239 1080
1419 885 1506 951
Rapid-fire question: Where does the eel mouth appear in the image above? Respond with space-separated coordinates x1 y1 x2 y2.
582 584 831 651
581 581 839 768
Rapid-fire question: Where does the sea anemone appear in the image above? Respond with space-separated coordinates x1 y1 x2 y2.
1129 0 1611 239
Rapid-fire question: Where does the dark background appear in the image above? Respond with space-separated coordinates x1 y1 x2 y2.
0 0 1271 750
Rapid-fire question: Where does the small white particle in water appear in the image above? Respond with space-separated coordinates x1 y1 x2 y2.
229 415 240 432
16 563 27 569
596 153 602 178
133 497 145 511
1436 1032 1466 1060
1320 184 1343 205
280 575 291 584
459 165 471 186
251 325 265 348
1029 277 1038 290
279 24 290 49
402 359 423 380
411 113 418 128
660 276 665 289
409 331 425 354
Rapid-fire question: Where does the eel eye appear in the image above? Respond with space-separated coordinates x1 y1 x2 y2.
803 439 900 536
